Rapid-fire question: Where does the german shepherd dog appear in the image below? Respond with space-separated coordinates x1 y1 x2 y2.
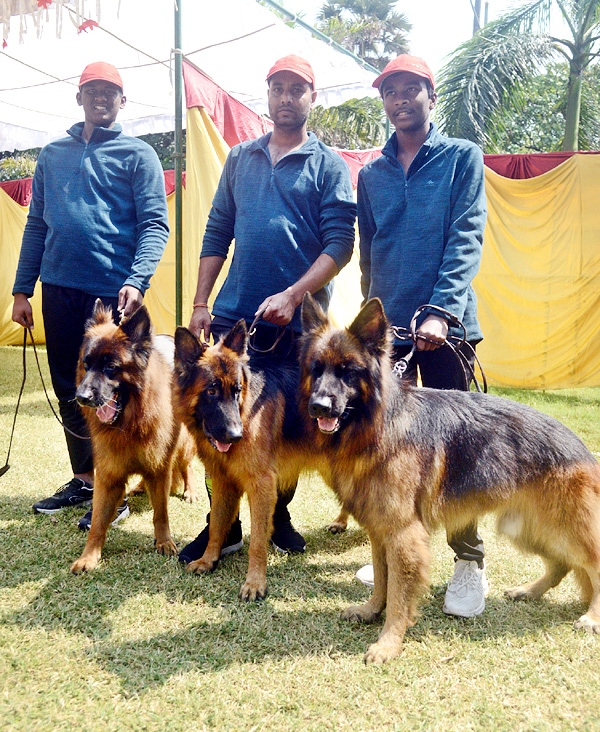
174 321 311 601
70 302 196 574
299 293 600 663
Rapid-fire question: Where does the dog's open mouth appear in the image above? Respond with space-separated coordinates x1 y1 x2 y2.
96 396 120 424
206 433 233 453
317 416 340 434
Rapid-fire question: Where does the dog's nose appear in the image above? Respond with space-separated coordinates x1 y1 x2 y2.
309 395 334 418
223 426 243 443
75 384 95 407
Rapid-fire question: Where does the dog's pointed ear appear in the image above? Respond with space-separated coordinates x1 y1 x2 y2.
120 305 152 346
348 298 388 354
175 326 207 369
88 298 114 327
301 292 328 334
222 319 248 356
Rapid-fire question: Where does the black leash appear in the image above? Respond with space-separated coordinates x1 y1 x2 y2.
391 304 487 393
248 308 294 357
0 329 28 477
1 326 91 479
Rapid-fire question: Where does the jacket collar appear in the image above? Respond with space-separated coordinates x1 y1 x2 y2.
249 130 319 158
382 121 439 162
67 122 123 144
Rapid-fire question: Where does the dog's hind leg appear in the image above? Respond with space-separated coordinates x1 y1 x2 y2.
327 508 349 534
70 477 127 573
505 558 570 601
240 473 279 602
573 564 600 634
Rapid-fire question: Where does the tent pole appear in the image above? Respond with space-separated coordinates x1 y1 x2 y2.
174 0 183 327
260 0 379 76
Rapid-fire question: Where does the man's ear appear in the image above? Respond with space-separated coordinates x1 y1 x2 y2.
120 95 127 110
76 91 83 107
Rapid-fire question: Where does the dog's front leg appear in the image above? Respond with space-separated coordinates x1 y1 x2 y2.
364 520 430 664
187 473 241 575
342 536 387 626
145 467 177 556
70 478 125 573
240 473 278 601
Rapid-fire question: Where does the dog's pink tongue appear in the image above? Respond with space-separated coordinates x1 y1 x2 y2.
215 441 232 453
97 402 117 423
318 417 338 433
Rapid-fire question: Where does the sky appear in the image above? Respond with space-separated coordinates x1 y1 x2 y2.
284 0 517 76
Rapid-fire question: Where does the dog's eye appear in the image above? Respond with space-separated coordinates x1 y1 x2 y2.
311 361 324 378
206 387 217 397
334 364 346 379
104 365 117 378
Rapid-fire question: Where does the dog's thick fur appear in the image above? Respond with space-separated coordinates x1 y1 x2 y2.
299 293 600 663
174 322 312 600
70 302 196 573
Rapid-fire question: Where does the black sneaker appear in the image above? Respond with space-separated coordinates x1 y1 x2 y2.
77 498 130 531
33 478 94 514
179 513 243 564
271 519 306 554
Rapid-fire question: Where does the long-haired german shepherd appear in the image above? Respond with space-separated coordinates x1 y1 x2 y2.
174 321 311 600
70 302 196 574
299 293 600 663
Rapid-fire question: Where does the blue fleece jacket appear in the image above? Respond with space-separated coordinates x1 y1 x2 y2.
13 122 169 298
201 131 357 332
357 123 486 342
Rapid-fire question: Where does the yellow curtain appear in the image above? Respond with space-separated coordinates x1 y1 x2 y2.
476 156 600 388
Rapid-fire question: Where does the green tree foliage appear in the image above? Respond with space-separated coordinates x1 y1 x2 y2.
310 97 387 149
0 152 38 182
317 0 411 70
436 0 600 152
491 62 600 153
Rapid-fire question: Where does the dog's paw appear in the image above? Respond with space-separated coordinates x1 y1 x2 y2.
327 520 347 535
183 487 199 504
363 639 403 664
504 585 534 601
70 555 99 574
155 537 178 556
341 603 380 624
239 581 268 602
186 557 217 574
574 614 600 634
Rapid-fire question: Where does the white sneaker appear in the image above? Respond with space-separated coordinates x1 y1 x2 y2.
355 564 374 587
443 559 489 617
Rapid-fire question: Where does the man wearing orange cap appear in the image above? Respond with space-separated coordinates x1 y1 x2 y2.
180 55 357 563
355 55 489 618
12 62 169 526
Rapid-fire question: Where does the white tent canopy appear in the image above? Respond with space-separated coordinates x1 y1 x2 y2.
0 0 378 152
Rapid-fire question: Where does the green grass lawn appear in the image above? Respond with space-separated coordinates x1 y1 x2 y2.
1 344 599 732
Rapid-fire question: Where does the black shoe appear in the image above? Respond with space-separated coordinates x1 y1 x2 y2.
77 498 130 531
179 513 243 564
33 478 94 514
271 519 306 554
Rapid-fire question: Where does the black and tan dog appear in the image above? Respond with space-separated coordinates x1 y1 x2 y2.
299 293 600 663
174 321 312 600
70 302 196 574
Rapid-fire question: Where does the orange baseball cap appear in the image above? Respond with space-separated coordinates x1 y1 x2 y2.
372 55 435 92
79 61 123 91
266 55 316 88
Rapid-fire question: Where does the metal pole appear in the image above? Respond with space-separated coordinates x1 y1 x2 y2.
174 0 183 327
260 0 380 76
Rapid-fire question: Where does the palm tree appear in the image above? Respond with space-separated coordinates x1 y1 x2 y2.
317 0 411 71
436 0 600 152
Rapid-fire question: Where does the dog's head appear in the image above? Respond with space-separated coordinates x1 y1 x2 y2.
299 293 390 435
174 320 249 453
76 300 153 425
